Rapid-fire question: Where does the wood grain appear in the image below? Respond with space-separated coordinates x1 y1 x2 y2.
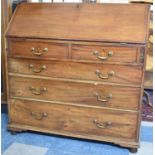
9 99 138 140
8 58 142 85
8 39 69 59
72 44 140 63
6 3 150 43
5 3 150 151
9 76 140 111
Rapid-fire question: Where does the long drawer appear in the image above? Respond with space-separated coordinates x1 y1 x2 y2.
9 99 138 140
9 76 140 111
8 58 142 85
8 40 68 59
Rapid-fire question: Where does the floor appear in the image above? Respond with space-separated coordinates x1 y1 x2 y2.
1 114 153 155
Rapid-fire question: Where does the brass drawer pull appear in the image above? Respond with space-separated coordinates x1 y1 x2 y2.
29 64 46 73
29 86 47 95
95 70 114 79
93 120 112 129
94 92 112 102
93 50 113 60
30 111 48 120
30 47 48 56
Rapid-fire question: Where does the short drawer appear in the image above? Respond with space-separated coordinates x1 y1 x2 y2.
9 99 138 140
9 58 142 85
9 76 140 111
8 40 68 59
72 44 140 63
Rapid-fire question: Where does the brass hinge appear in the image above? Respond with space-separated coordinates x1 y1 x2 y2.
119 42 128 45
140 50 145 63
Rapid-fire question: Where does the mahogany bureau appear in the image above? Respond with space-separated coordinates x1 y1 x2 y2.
5 3 150 153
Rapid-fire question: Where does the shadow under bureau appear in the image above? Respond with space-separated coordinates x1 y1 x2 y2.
5 3 150 153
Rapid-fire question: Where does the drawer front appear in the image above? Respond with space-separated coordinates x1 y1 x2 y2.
10 99 138 140
8 40 68 59
9 76 140 110
9 58 142 85
72 45 139 63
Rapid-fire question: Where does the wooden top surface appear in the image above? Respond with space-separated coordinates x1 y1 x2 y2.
6 3 150 43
